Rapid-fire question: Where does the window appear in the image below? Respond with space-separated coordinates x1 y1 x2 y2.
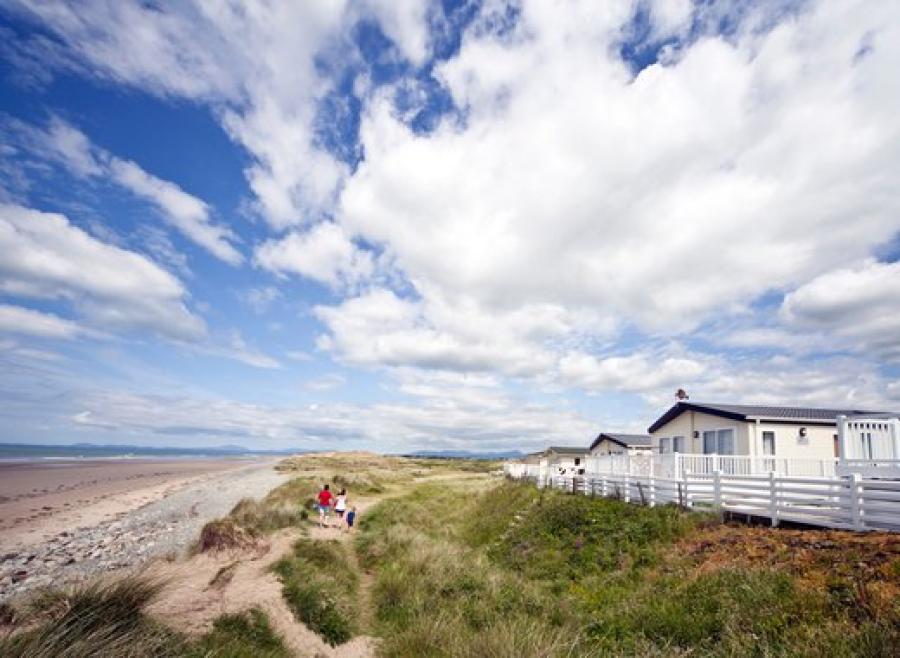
762 431 775 456
672 436 684 453
659 437 671 454
702 429 735 455
574 457 581 466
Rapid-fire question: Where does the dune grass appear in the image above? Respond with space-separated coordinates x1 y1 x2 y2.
184 608 289 658
356 479 900 657
273 538 359 646
0 576 291 658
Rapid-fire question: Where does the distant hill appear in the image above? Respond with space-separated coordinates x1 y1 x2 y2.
402 449 523 460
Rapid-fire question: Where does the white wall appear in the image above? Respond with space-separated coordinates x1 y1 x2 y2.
651 410 839 458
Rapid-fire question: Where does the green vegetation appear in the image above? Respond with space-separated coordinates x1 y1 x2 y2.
273 538 359 646
185 608 289 658
357 479 900 657
195 477 317 552
7 456 896 657
0 576 180 657
0 576 290 658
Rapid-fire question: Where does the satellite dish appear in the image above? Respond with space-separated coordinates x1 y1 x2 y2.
675 388 689 400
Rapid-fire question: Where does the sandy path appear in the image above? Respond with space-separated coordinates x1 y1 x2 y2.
148 496 384 658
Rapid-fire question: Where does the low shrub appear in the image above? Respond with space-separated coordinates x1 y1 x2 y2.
196 519 254 553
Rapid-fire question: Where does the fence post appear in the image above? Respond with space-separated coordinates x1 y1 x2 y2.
601 475 608 498
649 474 656 507
768 471 779 527
713 470 722 508
684 469 693 508
624 474 631 503
850 472 863 531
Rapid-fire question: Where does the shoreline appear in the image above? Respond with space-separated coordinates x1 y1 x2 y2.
0 458 290 601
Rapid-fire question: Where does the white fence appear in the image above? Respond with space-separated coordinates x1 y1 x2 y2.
584 452 839 479
504 466 900 532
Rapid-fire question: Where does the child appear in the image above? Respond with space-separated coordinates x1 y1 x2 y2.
334 488 348 521
345 506 357 533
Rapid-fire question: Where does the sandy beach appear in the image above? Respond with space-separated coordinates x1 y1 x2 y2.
0 458 289 600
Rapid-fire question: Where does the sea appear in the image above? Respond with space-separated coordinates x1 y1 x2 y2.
0 442 300 463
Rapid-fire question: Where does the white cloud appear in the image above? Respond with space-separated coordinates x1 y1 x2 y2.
304 373 346 392
217 331 281 369
340 0 900 337
781 259 900 362
44 116 104 177
314 288 571 377
364 0 430 66
558 350 706 394
66 384 597 453
0 203 205 341
238 286 282 314
254 221 373 290
34 118 243 265
0 303 83 339
107 157 242 265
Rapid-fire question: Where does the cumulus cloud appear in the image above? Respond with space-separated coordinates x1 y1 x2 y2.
254 222 373 290
341 0 900 337
781 259 900 362
558 350 706 394
313 288 575 377
0 203 205 341
0 303 84 339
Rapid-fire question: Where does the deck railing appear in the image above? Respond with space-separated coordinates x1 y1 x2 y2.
503 467 900 532
581 453 838 479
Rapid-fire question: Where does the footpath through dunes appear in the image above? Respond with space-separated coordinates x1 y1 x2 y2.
143 452 496 656
0 451 499 656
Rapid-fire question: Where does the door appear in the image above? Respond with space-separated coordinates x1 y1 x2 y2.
762 431 776 471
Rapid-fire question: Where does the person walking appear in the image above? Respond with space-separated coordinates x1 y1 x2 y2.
334 488 348 526
317 483 334 528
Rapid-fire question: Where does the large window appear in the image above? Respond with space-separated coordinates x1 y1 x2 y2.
702 429 735 455
659 437 671 454
672 436 684 453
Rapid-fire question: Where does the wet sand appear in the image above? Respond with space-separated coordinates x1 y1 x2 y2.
0 458 273 554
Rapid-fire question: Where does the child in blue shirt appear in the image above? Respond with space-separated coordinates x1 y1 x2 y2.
345 506 357 532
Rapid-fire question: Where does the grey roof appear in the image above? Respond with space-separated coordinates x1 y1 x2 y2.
589 433 652 451
648 401 896 434
545 445 589 455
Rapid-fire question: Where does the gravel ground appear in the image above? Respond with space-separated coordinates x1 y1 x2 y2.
0 462 289 601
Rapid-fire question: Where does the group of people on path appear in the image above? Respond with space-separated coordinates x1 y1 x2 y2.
315 483 357 531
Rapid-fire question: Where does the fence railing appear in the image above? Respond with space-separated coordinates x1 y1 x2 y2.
505 468 900 532
581 453 839 479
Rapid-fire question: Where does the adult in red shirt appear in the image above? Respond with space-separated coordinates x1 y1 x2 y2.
317 484 334 528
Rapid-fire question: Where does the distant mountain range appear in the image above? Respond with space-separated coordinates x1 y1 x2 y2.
402 449 524 460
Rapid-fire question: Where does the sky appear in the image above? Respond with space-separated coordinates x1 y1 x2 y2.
0 0 898 454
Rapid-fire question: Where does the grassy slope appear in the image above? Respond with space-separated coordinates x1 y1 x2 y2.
0 577 289 658
273 538 359 646
357 479 900 657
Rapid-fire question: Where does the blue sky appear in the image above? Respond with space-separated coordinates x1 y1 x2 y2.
0 0 898 453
